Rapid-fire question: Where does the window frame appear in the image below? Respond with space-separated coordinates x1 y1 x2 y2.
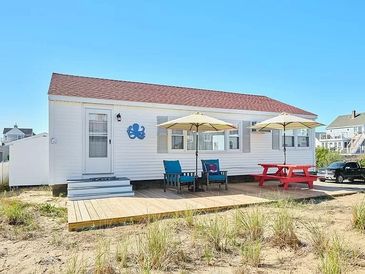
297 129 310 148
167 123 241 153
228 129 240 150
280 129 312 150
282 129 295 148
170 129 185 151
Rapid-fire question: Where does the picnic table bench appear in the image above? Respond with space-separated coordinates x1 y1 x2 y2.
252 163 317 190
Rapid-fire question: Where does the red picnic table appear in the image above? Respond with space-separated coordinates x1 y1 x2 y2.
253 163 317 190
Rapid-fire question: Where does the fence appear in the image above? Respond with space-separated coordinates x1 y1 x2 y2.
0 161 9 186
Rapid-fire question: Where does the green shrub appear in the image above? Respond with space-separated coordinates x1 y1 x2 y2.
358 155 365 168
316 147 343 168
0 199 34 226
352 201 365 231
37 203 67 219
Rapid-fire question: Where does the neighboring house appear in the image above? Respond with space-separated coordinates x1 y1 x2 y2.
48 73 318 196
315 132 326 148
318 110 365 154
2 124 34 144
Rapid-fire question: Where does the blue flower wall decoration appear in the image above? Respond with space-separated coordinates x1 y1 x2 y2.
127 123 146 139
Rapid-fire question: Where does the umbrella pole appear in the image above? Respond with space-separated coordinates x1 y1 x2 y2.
195 125 200 191
195 128 198 178
283 124 287 164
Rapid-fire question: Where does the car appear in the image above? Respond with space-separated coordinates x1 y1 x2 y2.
317 161 365 183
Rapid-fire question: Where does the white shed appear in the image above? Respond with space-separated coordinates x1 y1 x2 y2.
8 133 49 186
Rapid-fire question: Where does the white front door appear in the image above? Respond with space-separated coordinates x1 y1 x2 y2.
84 108 112 174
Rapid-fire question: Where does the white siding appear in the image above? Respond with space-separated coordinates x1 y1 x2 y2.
9 134 48 186
49 98 316 184
49 100 83 183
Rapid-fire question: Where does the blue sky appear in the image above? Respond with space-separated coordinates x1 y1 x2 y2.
1 1 364 133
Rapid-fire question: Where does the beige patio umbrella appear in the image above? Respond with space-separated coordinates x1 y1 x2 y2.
250 112 324 164
158 112 236 185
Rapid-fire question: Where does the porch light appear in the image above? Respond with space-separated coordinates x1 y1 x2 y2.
116 113 122 122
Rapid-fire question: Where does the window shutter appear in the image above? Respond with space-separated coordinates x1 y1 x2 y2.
157 116 168 153
272 129 280 150
242 121 251 153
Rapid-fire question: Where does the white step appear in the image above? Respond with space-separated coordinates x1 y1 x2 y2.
67 176 134 201
68 180 131 189
69 185 133 196
68 191 135 201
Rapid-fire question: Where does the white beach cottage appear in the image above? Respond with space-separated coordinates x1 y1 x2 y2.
48 73 317 199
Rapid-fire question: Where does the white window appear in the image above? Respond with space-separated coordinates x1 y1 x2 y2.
229 129 240 149
171 130 184 150
282 130 295 147
168 122 240 152
297 129 309 147
187 131 225 151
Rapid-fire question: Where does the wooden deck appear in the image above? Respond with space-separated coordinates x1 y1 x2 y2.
68 181 365 231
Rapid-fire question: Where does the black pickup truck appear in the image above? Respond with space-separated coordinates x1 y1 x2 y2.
317 161 365 183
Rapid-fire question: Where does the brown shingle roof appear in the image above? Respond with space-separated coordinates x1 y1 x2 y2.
48 73 315 116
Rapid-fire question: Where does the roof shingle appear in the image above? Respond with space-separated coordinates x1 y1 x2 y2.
327 112 365 129
3 128 34 135
48 73 315 116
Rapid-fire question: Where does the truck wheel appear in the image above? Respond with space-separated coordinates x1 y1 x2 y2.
319 178 326 182
336 175 344 183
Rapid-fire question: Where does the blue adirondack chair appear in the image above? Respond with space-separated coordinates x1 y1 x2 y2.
201 159 228 191
163 160 196 193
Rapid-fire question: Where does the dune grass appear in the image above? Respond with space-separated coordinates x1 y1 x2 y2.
66 255 87 274
234 208 265 241
305 222 330 256
352 200 365 231
272 209 300 249
136 222 177 271
241 240 262 267
197 214 233 252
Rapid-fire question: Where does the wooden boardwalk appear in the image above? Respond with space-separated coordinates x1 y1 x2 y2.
68 181 365 231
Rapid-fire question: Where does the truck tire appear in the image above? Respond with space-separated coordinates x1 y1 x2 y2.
336 174 345 183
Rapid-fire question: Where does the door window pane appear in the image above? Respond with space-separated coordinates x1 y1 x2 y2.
89 136 107 157
89 113 108 158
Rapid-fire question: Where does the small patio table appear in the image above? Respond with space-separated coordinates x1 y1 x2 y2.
253 163 317 190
